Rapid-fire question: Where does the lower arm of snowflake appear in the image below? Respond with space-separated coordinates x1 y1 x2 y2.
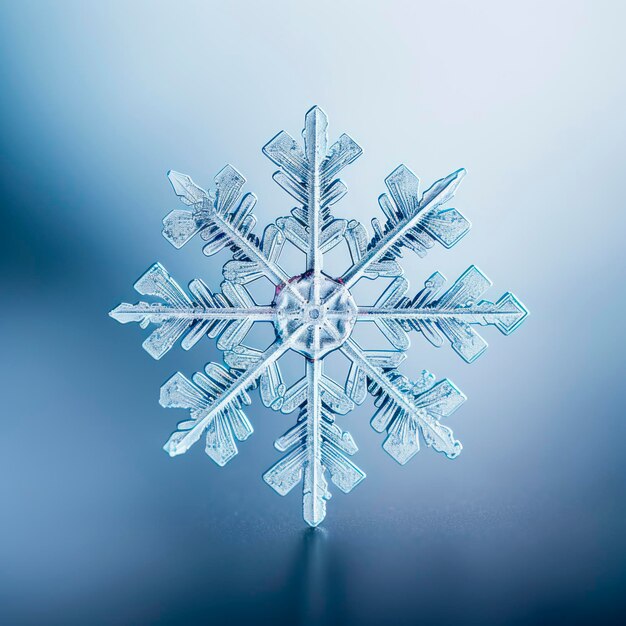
110 107 528 527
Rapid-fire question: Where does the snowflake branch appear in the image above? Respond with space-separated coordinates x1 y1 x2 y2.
160 325 307 460
341 339 465 463
163 167 289 285
109 263 276 358
112 304 275 321
305 107 324 285
263 105 362 286
341 166 468 288
355 267 528 362
303 355 325 525
263 351 364 527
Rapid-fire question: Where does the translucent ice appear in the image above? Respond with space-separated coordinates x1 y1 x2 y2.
111 107 528 526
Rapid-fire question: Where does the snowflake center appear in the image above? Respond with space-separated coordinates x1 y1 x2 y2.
273 272 357 358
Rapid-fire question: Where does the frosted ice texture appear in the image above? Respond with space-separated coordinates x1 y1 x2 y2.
111 107 528 526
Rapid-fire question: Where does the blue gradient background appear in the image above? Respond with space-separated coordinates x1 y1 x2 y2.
1 1 624 624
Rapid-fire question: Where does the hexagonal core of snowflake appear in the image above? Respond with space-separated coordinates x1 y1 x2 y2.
273 271 357 359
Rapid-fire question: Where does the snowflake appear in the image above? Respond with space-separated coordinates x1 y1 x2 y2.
110 107 528 526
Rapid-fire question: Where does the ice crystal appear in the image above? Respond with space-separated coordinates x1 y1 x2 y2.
111 107 528 526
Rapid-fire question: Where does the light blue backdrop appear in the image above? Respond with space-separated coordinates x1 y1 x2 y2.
1 1 624 623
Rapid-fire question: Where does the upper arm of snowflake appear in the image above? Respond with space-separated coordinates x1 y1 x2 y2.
262 107 362 257
341 164 470 285
110 106 528 526
164 165 288 285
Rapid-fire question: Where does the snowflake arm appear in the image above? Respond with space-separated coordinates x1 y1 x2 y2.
109 263 276 359
263 358 365 527
304 106 324 278
163 165 289 285
159 363 254 465
357 265 528 362
341 339 465 464
159 325 307 462
263 106 362 271
341 165 470 287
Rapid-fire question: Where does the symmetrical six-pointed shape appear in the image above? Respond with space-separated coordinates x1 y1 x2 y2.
111 107 527 526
